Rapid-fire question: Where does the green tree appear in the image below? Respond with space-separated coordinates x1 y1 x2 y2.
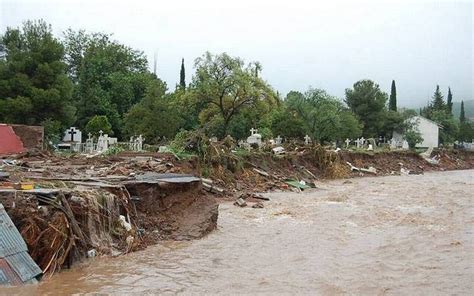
191 52 277 138
124 79 183 143
85 115 113 135
345 80 388 137
0 20 74 136
404 128 423 149
270 107 306 139
179 58 186 89
287 88 362 143
64 29 153 138
431 85 445 111
447 87 453 114
389 80 397 111
431 110 458 144
458 100 473 142
460 100 466 123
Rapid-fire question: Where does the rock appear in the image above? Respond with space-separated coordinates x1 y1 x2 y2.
234 198 247 207
252 202 264 208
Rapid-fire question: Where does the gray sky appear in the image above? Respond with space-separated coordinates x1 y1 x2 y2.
1 0 472 108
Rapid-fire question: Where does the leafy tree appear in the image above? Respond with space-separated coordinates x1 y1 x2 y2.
191 52 277 138
431 85 445 112
389 80 397 111
431 110 458 144
0 20 74 136
345 80 388 137
447 87 453 114
179 58 186 89
63 29 153 138
404 128 423 149
287 88 362 143
124 79 183 143
270 107 306 139
85 115 112 135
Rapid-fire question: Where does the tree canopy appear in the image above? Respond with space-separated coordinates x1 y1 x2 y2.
0 20 74 137
345 80 388 137
191 52 278 138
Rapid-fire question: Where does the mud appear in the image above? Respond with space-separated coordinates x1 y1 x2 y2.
125 182 218 242
4 169 472 295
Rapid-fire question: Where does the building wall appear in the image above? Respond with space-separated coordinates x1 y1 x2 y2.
392 116 439 148
414 116 438 148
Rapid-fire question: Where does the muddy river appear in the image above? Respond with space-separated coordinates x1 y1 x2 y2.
4 170 473 295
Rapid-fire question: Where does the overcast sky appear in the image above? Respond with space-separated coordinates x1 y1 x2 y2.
1 0 472 108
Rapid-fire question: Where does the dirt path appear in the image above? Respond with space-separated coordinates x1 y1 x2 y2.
5 170 473 295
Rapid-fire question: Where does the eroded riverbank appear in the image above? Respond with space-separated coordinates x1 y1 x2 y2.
4 169 474 295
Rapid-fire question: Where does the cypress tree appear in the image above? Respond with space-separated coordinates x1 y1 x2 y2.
460 100 466 123
431 85 445 111
389 80 397 111
179 58 186 89
447 87 453 114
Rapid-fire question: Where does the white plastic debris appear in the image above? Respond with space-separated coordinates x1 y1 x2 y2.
119 215 132 232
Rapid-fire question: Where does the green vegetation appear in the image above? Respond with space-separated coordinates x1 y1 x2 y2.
1 20 471 147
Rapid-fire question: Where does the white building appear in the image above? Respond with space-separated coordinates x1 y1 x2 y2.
392 116 439 148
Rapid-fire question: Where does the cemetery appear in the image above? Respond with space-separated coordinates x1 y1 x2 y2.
1 125 474 280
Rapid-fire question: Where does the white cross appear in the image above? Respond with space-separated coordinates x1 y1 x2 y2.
345 138 351 147
99 130 103 137
250 128 257 135
304 135 311 144
276 135 282 144
88 133 92 140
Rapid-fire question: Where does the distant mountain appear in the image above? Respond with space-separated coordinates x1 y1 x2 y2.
452 100 474 120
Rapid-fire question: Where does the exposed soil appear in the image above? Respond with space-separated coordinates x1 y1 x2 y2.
125 182 218 242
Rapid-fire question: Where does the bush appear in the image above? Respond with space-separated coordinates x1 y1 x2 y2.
85 115 113 136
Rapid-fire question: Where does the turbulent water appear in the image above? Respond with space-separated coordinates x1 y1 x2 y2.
4 170 473 295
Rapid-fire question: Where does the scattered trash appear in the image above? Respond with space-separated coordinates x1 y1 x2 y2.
234 198 247 207
272 146 285 155
87 249 97 258
284 179 311 190
252 202 264 208
253 168 269 177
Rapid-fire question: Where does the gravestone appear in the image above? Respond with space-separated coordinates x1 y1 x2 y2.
85 133 94 153
345 138 351 148
209 137 218 143
96 130 108 152
136 135 144 151
247 128 262 148
275 135 282 146
62 127 82 143
304 135 311 145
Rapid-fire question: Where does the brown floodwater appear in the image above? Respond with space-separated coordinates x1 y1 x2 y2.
3 170 473 295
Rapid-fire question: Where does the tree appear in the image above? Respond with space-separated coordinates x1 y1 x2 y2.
0 20 74 138
460 100 466 123
124 79 183 143
179 58 186 89
63 29 153 138
431 85 445 111
345 80 388 137
458 100 473 143
447 87 453 114
389 80 397 111
85 115 112 135
191 52 277 138
404 128 423 149
286 88 362 143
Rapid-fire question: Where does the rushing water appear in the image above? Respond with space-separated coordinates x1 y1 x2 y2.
3 170 473 295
